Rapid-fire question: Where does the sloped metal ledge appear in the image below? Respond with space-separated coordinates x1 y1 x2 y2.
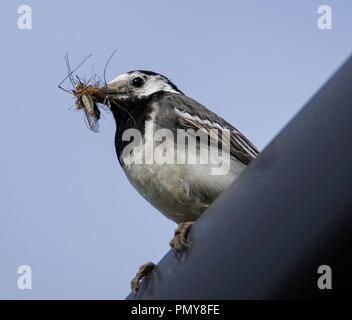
126 55 352 300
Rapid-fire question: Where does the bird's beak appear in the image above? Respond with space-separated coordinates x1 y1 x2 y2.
87 80 127 109
101 79 129 109
107 79 128 94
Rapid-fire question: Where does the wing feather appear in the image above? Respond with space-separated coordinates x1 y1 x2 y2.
160 93 259 165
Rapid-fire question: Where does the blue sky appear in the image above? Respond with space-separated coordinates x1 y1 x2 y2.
0 0 351 299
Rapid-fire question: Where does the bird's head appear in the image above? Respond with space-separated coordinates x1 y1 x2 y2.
70 70 183 130
106 70 183 105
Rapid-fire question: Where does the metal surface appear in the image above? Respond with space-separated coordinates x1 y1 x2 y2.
126 55 352 300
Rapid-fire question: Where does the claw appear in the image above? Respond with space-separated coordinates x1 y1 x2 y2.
170 221 195 252
130 261 155 294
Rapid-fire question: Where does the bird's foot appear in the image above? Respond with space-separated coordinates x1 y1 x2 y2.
170 221 195 252
131 261 155 294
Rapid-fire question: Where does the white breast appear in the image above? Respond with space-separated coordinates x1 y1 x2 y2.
121 135 243 223
119 107 246 222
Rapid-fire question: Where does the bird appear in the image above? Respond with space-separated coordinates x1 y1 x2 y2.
84 70 259 292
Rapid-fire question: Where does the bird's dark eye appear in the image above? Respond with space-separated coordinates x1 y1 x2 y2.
130 76 144 87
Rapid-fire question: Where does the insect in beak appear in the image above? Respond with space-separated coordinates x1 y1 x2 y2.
75 92 101 132
59 52 135 131
58 53 108 132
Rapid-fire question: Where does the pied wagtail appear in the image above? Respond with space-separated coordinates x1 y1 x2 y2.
77 70 259 292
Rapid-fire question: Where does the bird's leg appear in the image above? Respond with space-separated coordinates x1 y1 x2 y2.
170 221 195 252
130 261 155 294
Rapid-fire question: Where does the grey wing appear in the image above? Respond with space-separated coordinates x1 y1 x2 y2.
159 92 259 165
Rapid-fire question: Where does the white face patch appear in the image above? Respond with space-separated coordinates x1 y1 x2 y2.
109 71 181 98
